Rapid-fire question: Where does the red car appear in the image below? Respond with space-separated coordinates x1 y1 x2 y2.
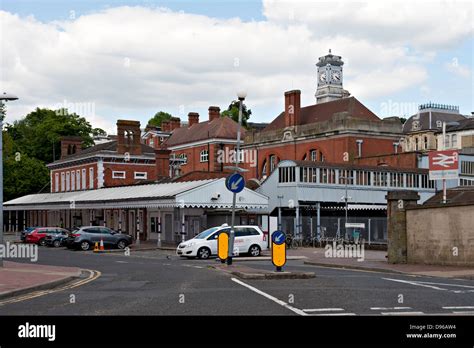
25 227 68 246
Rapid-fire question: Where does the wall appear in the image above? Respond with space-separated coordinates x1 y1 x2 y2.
103 162 157 187
406 204 474 266
355 152 419 169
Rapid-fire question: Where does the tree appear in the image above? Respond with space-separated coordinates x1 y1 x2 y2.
3 107 105 201
221 100 252 127
147 111 173 127
5 108 104 163
400 117 407 124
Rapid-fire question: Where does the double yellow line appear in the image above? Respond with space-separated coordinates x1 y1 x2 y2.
0 269 101 306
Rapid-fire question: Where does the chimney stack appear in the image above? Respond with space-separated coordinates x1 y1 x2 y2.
284 90 301 128
60 136 83 160
208 106 220 122
188 112 199 127
169 117 181 131
117 120 142 155
161 120 171 132
155 148 171 179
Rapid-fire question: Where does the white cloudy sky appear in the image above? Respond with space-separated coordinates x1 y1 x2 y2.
1 0 473 133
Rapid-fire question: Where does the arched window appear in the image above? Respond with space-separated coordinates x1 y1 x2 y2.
269 155 277 173
200 150 209 162
424 136 428 149
310 149 317 161
415 137 419 151
261 159 267 178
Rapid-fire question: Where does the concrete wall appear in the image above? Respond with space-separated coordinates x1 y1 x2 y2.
406 204 474 266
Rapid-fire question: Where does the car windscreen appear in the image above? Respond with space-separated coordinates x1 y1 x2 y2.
194 227 219 239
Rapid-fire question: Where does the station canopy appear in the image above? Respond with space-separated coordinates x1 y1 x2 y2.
4 179 269 211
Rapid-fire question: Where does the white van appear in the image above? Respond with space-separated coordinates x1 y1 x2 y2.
176 224 268 259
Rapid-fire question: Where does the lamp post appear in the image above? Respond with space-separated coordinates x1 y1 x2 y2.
227 90 246 266
0 92 19 267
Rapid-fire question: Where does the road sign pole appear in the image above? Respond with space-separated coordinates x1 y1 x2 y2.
227 95 245 265
442 178 446 204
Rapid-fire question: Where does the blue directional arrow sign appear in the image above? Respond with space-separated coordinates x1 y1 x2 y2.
225 173 245 193
272 230 286 245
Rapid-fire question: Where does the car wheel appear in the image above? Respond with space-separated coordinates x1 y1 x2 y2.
53 240 61 248
39 238 47 247
117 240 128 249
248 245 261 257
80 241 91 251
197 247 211 260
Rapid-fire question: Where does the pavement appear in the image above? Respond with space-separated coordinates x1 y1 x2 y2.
0 261 81 299
287 247 474 279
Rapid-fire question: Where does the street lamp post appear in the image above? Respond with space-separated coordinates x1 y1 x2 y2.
0 92 19 268
227 90 246 265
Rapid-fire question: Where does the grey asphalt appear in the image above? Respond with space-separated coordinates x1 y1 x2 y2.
1 246 474 316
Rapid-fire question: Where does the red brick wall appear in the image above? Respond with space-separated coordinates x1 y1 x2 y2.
354 152 419 169
51 163 98 192
171 143 236 175
103 163 157 187
242 135 398 180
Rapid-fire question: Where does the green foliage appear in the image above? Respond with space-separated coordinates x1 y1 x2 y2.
3 107 105 200
400 117 407 124
5 108 103 163
220 100 251 127
148 111 173 127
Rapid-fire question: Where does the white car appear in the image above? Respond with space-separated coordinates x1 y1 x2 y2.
176 224 268 259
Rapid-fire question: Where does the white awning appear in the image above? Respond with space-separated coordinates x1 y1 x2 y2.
4 178 269 211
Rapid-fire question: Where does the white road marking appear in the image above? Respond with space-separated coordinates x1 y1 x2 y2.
308 312 357 316
442 306 474 309
115 261 128 263
452 311 474 314
382 278 448 291
230 278 308 316
381 311 424 315
383 278 474 293
303 308 344 312
370 307 411 310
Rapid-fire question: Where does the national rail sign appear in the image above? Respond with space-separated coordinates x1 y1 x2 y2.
429 150 459 180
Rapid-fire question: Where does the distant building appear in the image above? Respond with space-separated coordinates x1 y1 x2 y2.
435 117 474 151
400 103 467 152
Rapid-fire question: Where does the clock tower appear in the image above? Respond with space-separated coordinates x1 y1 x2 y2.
315 49 350 104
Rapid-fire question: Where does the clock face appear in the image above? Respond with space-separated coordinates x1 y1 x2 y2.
332 71 341 81
319 73 327 82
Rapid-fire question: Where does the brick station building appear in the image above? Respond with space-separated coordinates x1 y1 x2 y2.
241 50 405 182
48 120 171 193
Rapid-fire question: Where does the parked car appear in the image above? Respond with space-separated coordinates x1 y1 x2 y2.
66 226 133 251
45 228 71 247
25 227 67 246
21 226 39 242
176 224 268 259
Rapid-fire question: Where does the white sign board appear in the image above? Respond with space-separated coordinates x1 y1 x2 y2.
345 223 365 229
429 170 458 180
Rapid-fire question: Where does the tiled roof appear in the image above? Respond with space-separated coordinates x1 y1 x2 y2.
403 111 466 133
423 186 474 206
262 97 380 132
164 116 243 147
444 118 474 132
49 140 156 165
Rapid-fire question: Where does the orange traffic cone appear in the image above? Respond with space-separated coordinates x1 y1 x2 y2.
93 242 99 252
100 238 105 252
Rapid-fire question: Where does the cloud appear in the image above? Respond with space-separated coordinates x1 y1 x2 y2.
444 59 471 78
0 2 471 127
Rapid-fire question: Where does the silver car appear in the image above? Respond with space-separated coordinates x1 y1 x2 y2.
66 226 133 251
